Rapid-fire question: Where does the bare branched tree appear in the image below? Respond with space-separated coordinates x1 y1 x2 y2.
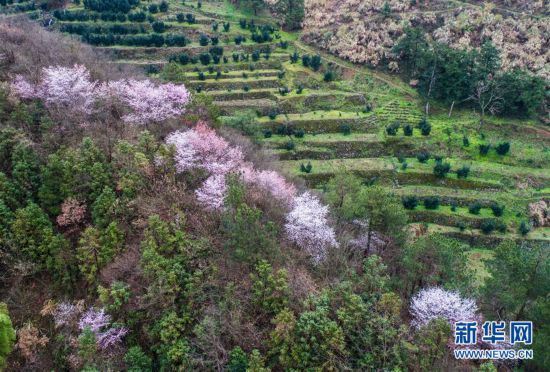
467 78 503 128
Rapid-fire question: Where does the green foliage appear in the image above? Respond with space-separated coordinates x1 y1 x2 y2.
423 196 439 210
468 202 482 215
98 281 131 314
479 143 491 155
401 234 471 294
495 142 510 155
227 346 248 372
91 186 117 228
483 240 549 320
490 203 504 217
456 165 470 179
433 161 451 178
124 346 152 372
251 260 290 315
77 222 123 284
325 173 363 218
223 183 278 263
0 303 16 370
385 122 399 135
300 162 312 173
78 327 98 366
519 220 531 236
409 318 451 370
11 202 57 268
222 110 259 137
416 151 430 163
402 196 418 210
140 214 207 309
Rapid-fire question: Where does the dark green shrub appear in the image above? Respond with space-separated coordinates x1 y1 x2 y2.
290 51 299 63
243 85 250 92
456 165 470 179
159 1 168 12
401 162 408 170
234 35 245 45
462 136 470 147
310 55 322 71
296 85 304 94
340 124 351 136
433 162 451 178
402 196 418 210
199 34 209 46
300 162 312 173
210 46 224 56
279 41 288 49
450 201 457 212
278 87 290 96
239 19 247 29
302 54 311 67
232 53 239 62
148 3 158 13
323 70 335 82
199 53 211 65
268 110 278 120
277 71 285 79
294 129 305 138
457 221 466 231
198 72 205 81
152 21 165 33
490 203 504 217
468 202 482 215
223 22 230 32
263 130 272 138
212 22 219 32
495 142 510 155
495 220 507 233
185 13 196 24
212 55 221 64
419 119 431 136
423 197 440 210
211 36 219 45
251 50 260 62
480 220 496 234
479 144 491 155
276 124 294 136
403 124 413 136
176 13 185 22
284 141 295 151
519 221 531 236
386 122 399 136
416 151 430 163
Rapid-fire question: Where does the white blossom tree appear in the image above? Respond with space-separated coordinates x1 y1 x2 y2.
410 286 478 329
285 192 338 263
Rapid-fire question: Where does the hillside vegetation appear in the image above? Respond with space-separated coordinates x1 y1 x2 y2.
0 0 549 371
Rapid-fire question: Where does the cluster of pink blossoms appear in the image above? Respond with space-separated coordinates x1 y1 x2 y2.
11 64 190 124
166 122 297 210
167 123 339 263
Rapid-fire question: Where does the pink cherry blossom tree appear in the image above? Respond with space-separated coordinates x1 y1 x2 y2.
410 286 478 329
285 192 338 263
11 65 191 125
112 79 191 125
10 75 37 99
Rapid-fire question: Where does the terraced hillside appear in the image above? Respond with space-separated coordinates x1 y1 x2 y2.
2 0 549 247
